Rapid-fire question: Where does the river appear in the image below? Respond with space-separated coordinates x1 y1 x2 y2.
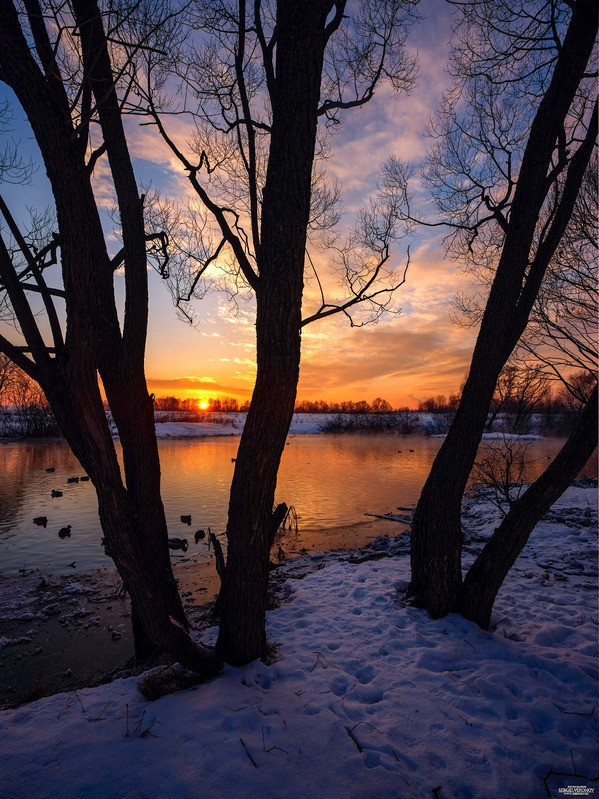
0 432 595 578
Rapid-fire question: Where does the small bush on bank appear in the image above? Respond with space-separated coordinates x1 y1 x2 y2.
319 412 419 434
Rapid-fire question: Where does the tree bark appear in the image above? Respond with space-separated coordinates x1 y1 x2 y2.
216 0 331 664
459 385 597 629
409 0 598 617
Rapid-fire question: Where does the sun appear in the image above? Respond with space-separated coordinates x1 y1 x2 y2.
198 400 209 411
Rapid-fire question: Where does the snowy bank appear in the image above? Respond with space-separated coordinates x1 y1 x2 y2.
152 413 325 438
0 484 597 799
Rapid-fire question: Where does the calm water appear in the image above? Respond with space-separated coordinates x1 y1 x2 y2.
0 433 595 577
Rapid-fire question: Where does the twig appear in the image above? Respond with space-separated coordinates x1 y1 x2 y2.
58 690 84 719
133 710 159 738
351 721 384 736
125 705 159 738
552 703 595 716
345 725 363 753
88 699 113 722
309 652 327 672
261 725 289 755
240 737 258 768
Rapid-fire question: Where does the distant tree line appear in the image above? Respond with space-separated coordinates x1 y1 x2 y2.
154 395 244 413
3 364 591 440
0 354 58 437
294 397 396 414
416 368 594 435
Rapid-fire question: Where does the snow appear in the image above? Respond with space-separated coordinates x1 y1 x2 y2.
0 484 597 799
153 413 326 438
154 420 241 437
61 583 94 595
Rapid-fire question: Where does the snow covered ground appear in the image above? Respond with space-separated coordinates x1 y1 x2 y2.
152 413 330 438
0 483 597 799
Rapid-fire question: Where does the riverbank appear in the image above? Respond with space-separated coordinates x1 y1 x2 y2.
1 408 583 441
0 481 597 798
0 517 387 707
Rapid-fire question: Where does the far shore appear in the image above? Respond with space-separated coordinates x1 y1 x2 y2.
2 408 583 443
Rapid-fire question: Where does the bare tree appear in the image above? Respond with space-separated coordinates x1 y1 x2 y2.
518 157 598 386
388 0 597 617
1 367 58 437
556 369 597 414
454 154 598 404
470 437 534 517
136 0 419 663
460 385 597 628
0 0 220 676
486 362 550 434
0 351 17 398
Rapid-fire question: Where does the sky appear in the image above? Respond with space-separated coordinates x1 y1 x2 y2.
139 0 476 409
0 0 478 409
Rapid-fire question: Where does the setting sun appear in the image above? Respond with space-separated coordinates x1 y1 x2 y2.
198 400 209 410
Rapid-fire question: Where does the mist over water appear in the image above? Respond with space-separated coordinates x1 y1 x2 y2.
0 433 595 577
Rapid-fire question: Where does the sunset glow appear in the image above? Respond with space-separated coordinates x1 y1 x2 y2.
0 0 475 411
133 0 476 411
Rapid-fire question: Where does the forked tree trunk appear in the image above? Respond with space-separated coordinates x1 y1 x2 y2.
409 1 598 617
459 386 597 628
409 349 505 616
216 0 331 664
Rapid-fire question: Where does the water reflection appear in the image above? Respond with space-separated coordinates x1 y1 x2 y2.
0 434 595 577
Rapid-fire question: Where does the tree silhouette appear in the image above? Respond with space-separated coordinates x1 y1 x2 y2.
0 0 220 676
134 0 419 663
389 0 598 617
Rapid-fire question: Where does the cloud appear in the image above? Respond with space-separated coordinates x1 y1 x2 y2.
138 2 473 409
147 375 253 397
298 304 476 407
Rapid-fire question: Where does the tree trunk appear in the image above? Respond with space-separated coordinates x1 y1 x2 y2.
409 348 504 616
459 386 597 629
0 0 222 676
409 1 598 617
216 0 330 664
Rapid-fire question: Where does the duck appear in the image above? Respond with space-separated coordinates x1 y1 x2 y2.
67 476 79 484
58 525 72 538
33 516 48 527
409 449 415 453
193 528 212 548
45 467 55 473
80 475 90 482
180 514 191 525
51 489 63 498
168 537 189 551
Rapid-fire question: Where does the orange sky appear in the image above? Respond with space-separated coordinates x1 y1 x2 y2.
143 234 477 410
0 0 477 409
138 1 477 410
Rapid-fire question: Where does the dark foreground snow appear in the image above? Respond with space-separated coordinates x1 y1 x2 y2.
0 484 597 799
